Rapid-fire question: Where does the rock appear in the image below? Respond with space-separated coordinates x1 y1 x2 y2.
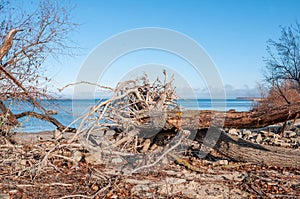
251 132 258 137
256 134 263 144
281 137 291 143
20 159 27 166
72 151 82 162
125 179 150 184
53 129 62 140
291 137 300 144
294 127 300 136
243 130 252 136
105 129 116 136
273 134 281 138
228 129 239 136
0 193 10 199
280 142 291 147
283 131 297 138
259 130 271 137
111 157 123 164
84 152 102 164
212 159 229 166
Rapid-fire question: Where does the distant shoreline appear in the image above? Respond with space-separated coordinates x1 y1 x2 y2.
236 97 263 101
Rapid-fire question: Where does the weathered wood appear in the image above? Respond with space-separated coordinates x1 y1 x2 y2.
161 103 300 169
0 101 18 126
15 111 76 132
195 127 300 168
167 101 300 129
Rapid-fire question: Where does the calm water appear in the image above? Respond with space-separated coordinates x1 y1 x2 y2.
9 99 255 132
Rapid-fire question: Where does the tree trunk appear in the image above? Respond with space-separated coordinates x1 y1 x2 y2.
195 127 300 168
167 101 300 129
162 103 300 169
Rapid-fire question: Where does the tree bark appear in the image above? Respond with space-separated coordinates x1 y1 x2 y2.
162 103 300 169
14 111 76 132
195 127 300 169
0 101 18 126
167 101 300 129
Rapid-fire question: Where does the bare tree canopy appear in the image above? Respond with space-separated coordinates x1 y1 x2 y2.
0 0 76 134
0 0 75 102
264 22 300 104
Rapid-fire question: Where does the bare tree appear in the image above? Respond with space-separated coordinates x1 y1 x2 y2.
0 0 76 134
264 22 300 105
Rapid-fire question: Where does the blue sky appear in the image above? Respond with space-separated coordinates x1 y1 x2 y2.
37 0 300 98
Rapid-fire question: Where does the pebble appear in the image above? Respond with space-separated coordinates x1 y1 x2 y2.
20 159 27 166
111 157 123 164
228 129 239 136
212 159 229 166
284 131 296 138
0 194 10 199
280 142 291 147
243 130 252 136
53 129 62 140
256 134 263 144
72 151 82 162
259 130 268 134
84 152 102 164
291 137 300 143
226 126 300 148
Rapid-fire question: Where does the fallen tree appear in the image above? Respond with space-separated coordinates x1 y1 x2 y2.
167 102 300 129
195 127 300 168
68 72 300 172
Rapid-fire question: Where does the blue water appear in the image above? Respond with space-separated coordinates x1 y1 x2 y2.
8 99 255 132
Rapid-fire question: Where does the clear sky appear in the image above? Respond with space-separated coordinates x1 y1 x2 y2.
32 0 300 98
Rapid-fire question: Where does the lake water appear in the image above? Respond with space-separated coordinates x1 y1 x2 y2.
10 99 255 132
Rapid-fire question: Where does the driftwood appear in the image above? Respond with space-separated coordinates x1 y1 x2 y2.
164 104 300 168
167 101 300 129
14 111 76 132
195 127 300 168
72 72 300 171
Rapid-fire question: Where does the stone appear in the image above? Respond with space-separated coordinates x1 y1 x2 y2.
125 179 150 184
281 137 291 143
280 142 291 147
0 194 10 199
291 137 300 144
243 130 252 136
272 137 281 145
72 151 82 162
256 134 263 144
273 134 281 138
53 129 62 140
84 152 102 164
111 157 123 164
294 127 300 136
212 159 229 166
20 159 27 166
228 129 239 136
251 132 258 137
283 131 297 138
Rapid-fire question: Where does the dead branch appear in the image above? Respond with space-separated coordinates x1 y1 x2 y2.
14 111 76 132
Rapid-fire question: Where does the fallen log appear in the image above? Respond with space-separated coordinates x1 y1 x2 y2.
167 101 300 129
161 102 300 169
195 127 300 168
